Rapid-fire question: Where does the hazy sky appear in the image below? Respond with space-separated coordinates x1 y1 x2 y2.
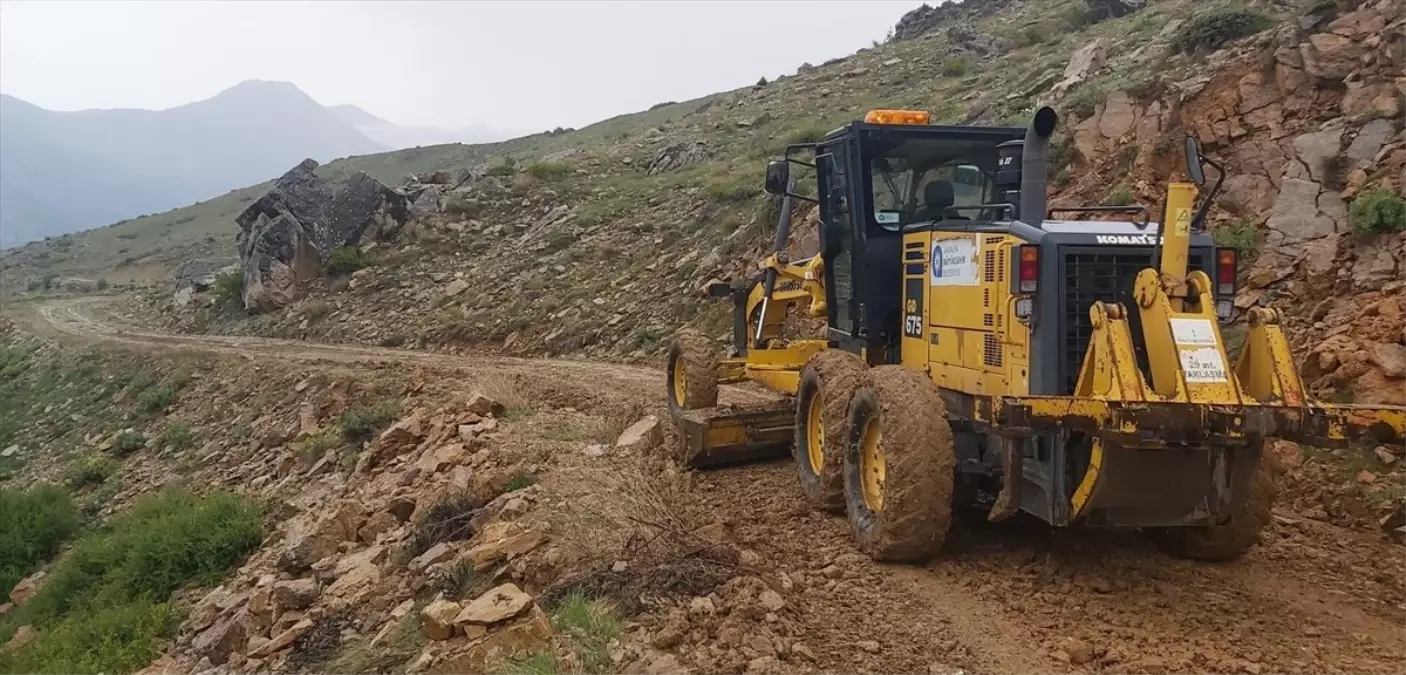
0 0 913 135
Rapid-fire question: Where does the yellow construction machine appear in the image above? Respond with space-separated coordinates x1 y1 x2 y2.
667 107 1404 562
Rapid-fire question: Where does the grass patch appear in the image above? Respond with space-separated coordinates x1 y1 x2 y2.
527 162 573 180
14 489 262 625
296 430 342 467
0 486 80 597
1 489 262 674
1349 188 1406 235
326 246 369 277
505 472 539 493
500 593 622 675
706 177 760 203
1170 8 1272 55
503 651 560 675
339 400 402 445
0 600 177 675
323 611 425 674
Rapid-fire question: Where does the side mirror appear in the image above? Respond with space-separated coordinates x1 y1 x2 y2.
1185 136 1206 186
764 159 789 196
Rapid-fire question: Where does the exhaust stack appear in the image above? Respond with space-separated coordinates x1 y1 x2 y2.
1019 107 1059 229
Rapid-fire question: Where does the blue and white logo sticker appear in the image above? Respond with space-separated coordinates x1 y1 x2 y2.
930 236 979 286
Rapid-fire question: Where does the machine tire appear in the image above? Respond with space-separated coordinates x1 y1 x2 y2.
1147 449 1277 562
794 350 866 513
667 330 719 415
843 365 955 563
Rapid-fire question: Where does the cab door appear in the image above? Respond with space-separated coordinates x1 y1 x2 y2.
817 139 858 339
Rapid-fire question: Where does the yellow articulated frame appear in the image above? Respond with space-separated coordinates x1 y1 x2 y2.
739 340 827 396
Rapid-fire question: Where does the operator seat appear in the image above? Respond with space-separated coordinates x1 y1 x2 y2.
921 180 957 221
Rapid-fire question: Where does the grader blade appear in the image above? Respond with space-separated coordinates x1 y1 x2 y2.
672 402 794 469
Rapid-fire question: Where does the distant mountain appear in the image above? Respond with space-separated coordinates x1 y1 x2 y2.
0 81 387 248
327 103 519 150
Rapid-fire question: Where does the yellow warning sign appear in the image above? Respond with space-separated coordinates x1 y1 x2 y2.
1174 207 1192 236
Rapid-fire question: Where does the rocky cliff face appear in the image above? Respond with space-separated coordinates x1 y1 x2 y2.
1056 0 1405 404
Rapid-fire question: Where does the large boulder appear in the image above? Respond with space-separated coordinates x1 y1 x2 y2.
235 159 408 311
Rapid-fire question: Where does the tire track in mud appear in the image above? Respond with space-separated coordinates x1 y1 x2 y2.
17 297 1406 675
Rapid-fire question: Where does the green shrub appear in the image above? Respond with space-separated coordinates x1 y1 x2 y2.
160 423 195 451
527 162 572 180
135 384 178 415
212 270 244 310
1170 9 1272 55
756 76 769 86
110 430 146 456
1063 82 1107 121
339 400 402 444
326 246 368 277
95 278 109 291
303 300 333 322
1103 184 1136 206
65 455 118 489
0 600 176 675
1013 24 1049 47
0 486 80 597
1063 4 1097 29
1211 219 1258 253
941 56 970 77
18 488 263 625
1349 188 1406 234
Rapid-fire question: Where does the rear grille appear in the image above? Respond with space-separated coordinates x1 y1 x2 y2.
1060 248 1207 393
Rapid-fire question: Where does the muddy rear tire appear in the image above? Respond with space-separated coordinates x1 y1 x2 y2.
843 366 955 563
667 330 718 415
795 350 866 513
1147 448 1276 561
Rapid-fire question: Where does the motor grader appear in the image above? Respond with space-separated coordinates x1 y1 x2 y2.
666 106 1404 563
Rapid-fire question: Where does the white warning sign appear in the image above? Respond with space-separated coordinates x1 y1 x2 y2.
1170 317 1218 346
930 236 979 287
1180 347 1229 383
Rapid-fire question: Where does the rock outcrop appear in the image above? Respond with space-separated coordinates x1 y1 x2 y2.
235 160 408 311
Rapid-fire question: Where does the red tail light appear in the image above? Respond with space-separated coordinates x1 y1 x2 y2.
1217 249 1237 296
1018 246 1039 293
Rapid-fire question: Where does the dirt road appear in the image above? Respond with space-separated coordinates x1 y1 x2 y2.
16 297 1406 675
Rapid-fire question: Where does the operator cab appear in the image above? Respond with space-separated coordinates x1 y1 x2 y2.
765 110 1031 361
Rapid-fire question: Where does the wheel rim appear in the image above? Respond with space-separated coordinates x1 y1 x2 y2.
805 393 824 475
672 360 687 406
860 416 885 512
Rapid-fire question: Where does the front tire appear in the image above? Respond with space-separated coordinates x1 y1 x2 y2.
667 330 718 415
794 350 865 512
1147 449 1276 561
843 366 956 563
